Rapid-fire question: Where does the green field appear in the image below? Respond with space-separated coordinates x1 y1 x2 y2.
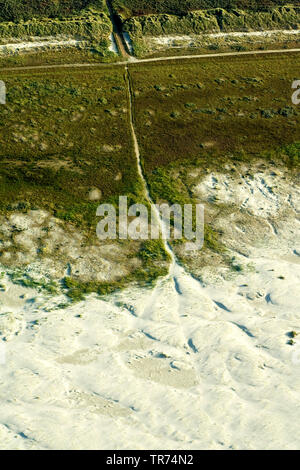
0 47 121 69
0 52 299 297
129 53 300 172
128 53 300 259
1 66 138 223
0 64 171 298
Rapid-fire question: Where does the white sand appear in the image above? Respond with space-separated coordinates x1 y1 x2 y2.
194 170 300 219
0 38 80 54
0 242 299 449
152 30 300 46
109 33 118 54
0 34 119 55
0 164 299 450
123 32 134 54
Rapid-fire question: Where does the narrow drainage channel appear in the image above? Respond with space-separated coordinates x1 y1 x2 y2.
106 0 131 58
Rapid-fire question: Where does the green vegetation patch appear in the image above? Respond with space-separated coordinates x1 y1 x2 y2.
122 6 300 38
0 66 141 230
0 46 120 68
0 8 111 42
0 2 114 62
128 53 300 259
112 1 299 18
0 0 107 22
129 54 300 173
0 65 174 297
63 239 170 301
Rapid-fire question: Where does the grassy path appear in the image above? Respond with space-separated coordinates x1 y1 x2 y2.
1 47 300 72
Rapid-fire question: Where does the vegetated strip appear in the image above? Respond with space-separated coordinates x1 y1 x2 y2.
1 47 300 72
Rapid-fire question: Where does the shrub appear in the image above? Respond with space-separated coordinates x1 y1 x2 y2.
0 0 106 22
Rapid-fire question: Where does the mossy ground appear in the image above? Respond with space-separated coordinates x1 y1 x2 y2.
128 53 300 262
0 53 299 299
124 7 300 34
0 66 141 225
129 54 300 173
0 45 121 69
130 33 300 59
112 1 299 18
0 64 172 300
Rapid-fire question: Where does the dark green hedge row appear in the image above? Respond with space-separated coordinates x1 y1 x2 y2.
0 0 105 22
112 0 300 17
